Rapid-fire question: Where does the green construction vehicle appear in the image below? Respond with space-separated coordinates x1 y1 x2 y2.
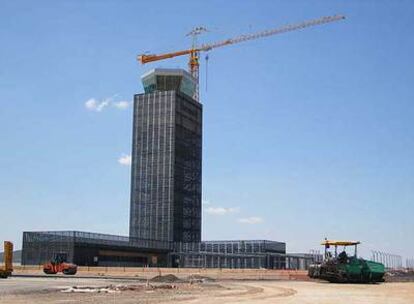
308 239 385 283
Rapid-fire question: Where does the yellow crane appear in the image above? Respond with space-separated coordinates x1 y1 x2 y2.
137 14 345 100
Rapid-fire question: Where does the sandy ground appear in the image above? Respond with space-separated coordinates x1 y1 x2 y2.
1 276 414 304
12 266 309 281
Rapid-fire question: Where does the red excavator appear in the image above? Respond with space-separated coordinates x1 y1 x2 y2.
43 253 77 275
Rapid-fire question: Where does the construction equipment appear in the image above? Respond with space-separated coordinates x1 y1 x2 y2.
138 14 345 100
308 239 385 283
43 253 77 275
0 241 13 278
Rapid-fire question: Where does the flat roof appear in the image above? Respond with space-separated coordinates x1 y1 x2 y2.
23 231 286 251
23 231 172 252
141 68 195 82
321 240 361 246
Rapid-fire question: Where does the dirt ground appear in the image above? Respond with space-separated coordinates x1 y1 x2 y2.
1 276 413 304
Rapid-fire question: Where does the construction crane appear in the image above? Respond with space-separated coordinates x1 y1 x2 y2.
138 14 345 100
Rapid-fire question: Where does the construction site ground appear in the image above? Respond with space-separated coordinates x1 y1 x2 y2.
1 268 413 303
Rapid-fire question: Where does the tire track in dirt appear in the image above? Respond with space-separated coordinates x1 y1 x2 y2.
251 285 297 301
178 282 297 303
225 283 297 302
172 283 262 303
216 284 264 298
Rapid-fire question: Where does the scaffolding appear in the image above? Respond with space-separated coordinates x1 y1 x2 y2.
175 240 285 254
172 240 287 269
172 252 314 270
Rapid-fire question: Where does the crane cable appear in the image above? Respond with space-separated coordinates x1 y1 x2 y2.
205 54 209 92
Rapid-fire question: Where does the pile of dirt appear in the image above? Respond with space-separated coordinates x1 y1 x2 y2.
385 270 414 282
150 274 182 283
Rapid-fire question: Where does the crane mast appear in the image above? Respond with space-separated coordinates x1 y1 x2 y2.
138 14 345 101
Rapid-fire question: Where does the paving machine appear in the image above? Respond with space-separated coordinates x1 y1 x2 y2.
43 253 77 275
308 239 385 283
0 241 13 278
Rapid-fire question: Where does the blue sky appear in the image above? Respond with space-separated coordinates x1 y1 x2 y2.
0 1 413 260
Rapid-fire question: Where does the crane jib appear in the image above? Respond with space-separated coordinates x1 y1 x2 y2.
136 14 345 100
138 14 345 64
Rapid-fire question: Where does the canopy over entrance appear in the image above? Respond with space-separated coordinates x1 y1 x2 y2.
321 240 360 246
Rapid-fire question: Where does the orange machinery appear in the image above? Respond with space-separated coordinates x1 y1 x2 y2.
43 253 77 275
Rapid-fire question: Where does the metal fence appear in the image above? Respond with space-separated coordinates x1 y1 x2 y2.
406 258 414 270
371 250 403 269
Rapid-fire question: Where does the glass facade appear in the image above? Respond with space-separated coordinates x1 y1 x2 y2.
21 231 171 266
130 71 202 243
171 240 287 268
141 68 196 98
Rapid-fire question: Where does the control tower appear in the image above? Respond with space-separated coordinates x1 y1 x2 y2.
129 69 202 243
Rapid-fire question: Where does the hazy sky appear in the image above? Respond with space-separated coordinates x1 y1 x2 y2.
1 1 413 260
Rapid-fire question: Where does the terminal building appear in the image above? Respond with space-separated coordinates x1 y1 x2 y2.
21 69 313 269
22 231 288 268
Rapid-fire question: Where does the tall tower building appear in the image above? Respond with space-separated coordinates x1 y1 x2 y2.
129 69 202 243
